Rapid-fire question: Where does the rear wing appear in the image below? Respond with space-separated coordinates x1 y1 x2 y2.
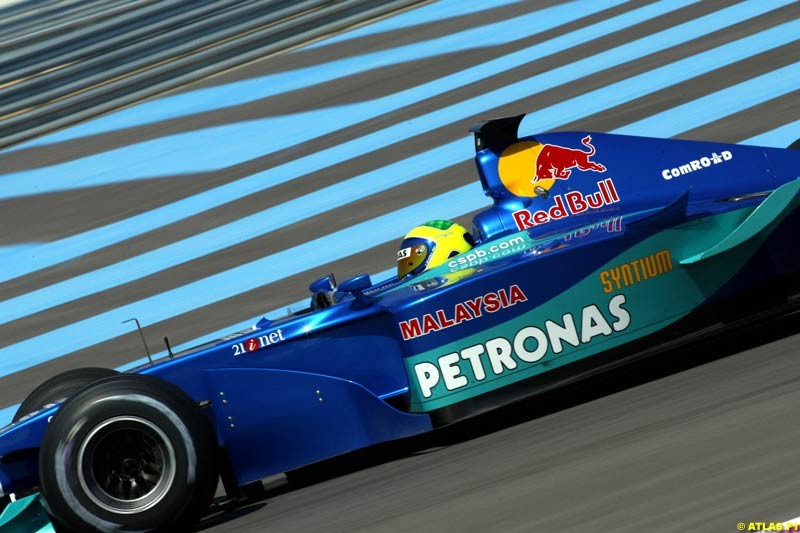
469 114 525 154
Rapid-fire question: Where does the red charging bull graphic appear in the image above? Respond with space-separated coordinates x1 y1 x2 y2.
497 136 619 231
535 136 606 186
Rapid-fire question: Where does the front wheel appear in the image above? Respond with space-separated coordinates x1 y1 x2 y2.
38 374 218 533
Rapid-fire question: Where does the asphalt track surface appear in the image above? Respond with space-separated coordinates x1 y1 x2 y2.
1 0 799 531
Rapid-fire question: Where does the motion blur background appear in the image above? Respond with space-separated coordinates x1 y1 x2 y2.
0 0 798 530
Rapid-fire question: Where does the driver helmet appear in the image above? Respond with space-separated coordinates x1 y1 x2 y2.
397 220 474 278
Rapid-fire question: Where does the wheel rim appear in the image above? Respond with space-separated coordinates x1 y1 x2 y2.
77 416 177 514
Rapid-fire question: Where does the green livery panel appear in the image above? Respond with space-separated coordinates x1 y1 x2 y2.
404 197 798 412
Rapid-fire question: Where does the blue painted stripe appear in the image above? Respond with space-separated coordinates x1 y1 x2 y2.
305 0 529 49
0 6 800 322
0 405 15 428
741 118 800 148
9 0 629 149
0 0 776 286
614 64 800 137
0 243 40 258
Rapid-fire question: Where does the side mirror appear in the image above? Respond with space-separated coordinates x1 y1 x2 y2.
309 274 337 310
338 273 373 306
309 274 336 294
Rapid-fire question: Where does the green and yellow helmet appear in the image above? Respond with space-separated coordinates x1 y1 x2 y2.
396 220 474 279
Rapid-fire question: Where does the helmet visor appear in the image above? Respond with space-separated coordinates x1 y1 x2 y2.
397 238 432 278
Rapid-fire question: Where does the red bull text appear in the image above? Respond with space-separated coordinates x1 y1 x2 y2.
512 179 620 230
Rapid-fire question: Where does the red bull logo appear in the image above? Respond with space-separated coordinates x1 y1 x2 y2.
512 179 620 231
498 136 607 198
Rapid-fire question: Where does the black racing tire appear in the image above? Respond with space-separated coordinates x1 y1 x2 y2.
789 138 800 150
14 367 119 422
38 374 219 533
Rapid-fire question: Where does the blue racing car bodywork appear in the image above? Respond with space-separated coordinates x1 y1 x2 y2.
1 114 799 532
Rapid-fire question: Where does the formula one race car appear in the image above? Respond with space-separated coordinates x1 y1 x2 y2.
1 114 799 532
